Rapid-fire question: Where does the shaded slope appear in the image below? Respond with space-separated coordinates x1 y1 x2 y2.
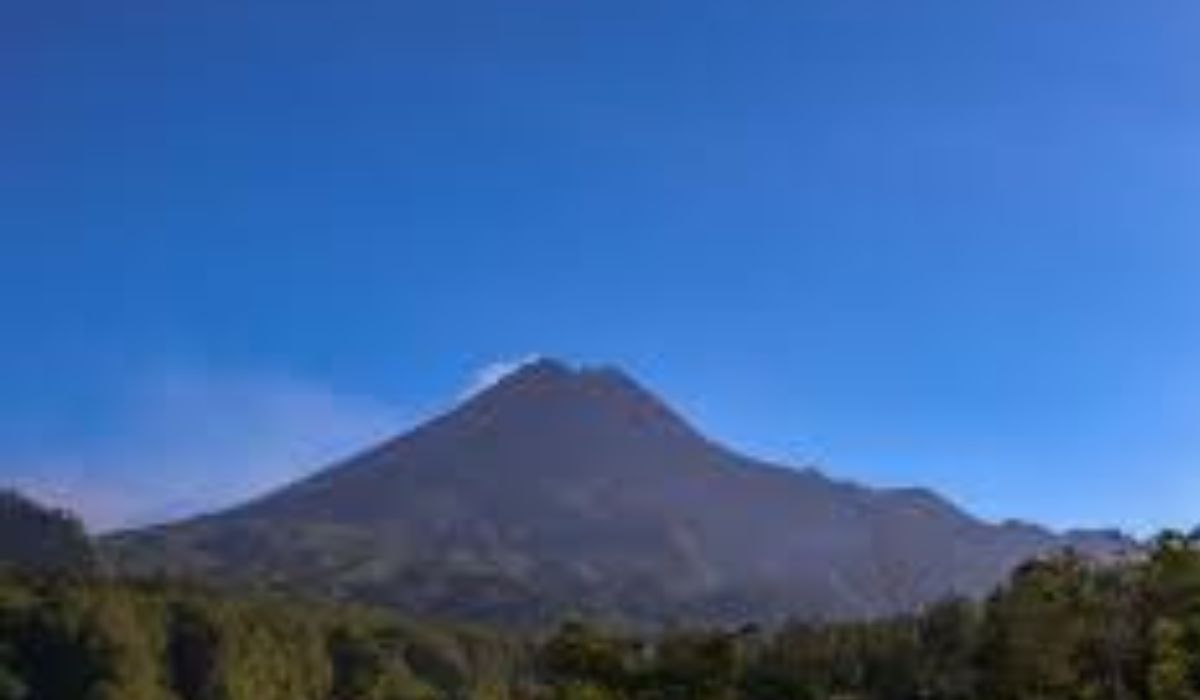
0 490 98 573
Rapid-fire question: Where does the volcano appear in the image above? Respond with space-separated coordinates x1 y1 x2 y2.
108 359 1132 624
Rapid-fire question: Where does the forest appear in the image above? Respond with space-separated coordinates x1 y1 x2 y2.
2 530 1200 700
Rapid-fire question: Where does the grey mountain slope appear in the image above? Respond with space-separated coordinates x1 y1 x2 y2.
106 359 1133 623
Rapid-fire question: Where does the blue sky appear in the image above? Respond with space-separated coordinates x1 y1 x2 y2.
2 0 1199 533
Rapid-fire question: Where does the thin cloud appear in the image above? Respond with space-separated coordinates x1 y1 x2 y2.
458 354 544 401
6 364 406 532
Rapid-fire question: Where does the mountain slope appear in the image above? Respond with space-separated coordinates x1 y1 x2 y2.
0 490 97 573
107 359 1132 623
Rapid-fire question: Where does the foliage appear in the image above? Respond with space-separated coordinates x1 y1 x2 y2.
0 574 520 700
6 533 1200 699
536 537 1200 700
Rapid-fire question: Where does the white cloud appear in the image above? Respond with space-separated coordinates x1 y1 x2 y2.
5 365 405 532
458 354 544 401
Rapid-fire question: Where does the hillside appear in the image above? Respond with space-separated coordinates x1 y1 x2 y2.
106 359 1133 624
0 490 97 573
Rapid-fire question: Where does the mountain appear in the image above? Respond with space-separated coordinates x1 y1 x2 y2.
0 490 97 573
106 359 1133 624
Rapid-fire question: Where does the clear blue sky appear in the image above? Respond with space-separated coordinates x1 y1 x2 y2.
2 0 1199 533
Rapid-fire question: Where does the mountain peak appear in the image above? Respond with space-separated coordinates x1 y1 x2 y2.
110 358 1137 625
490 356 633 382
468 358 695 439
491 356 576 386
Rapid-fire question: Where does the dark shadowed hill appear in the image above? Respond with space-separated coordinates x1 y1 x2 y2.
0 490 97 573
106 359 1134 624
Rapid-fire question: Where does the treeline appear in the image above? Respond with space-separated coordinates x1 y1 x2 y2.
0 491 96 574
538 532 1200 700
0 573 526 700
3 531 1200 699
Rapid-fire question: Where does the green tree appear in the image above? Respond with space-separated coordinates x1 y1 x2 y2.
1145 532 1200 620
915 598 979 700
540 620 635 693
980 555 1092 700
648 630 742 700
1148 619 1198 700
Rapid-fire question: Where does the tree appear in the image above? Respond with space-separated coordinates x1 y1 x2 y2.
329 624 430 700
540 621 635 693
1148 619 1198 700
649 630 742 700
979 555 1093 700
0 663 25 700
552 681 619 700
165 601 224 700
0 634 26 700
915 598 979 700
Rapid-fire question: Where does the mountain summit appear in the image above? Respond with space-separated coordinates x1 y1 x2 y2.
108 360 1132 624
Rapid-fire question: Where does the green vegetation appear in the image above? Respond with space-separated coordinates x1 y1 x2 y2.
0 573 526 700
4 529 1200 699
538 532 1200 700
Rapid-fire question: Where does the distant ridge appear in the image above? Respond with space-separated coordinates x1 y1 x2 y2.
0 490 98 573
107 359 1135 624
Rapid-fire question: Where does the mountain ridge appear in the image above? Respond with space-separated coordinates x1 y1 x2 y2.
0 490 98 573
106 359 1135 625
